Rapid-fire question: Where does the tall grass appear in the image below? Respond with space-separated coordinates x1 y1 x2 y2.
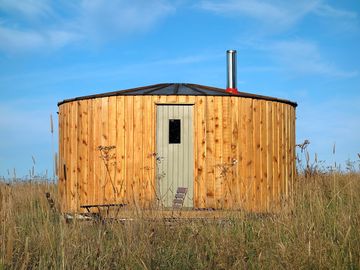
1 172 360 269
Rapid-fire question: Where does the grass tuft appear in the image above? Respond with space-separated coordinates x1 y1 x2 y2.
1 172 360 269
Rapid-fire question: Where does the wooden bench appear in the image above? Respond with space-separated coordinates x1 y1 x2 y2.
80 203 127 218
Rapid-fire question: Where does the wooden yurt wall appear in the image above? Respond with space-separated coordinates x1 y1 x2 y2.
58 95 295 213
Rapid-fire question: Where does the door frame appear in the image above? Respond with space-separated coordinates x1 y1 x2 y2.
154 102 195 208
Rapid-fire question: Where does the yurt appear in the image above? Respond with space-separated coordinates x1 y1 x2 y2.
57 50 297 213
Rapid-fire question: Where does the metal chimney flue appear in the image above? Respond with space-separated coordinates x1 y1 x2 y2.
226 50 238 94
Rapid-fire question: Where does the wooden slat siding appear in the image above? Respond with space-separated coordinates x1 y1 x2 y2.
143 96 153 208
133 96 143 206
62 104 66 212
93 98 102 205
58 105 65 212
151 96 160 205
69 102 78 212
192 97 198 207
64 103 70 212
253 100 261 212
259 101 267 211
125 96 134 204
153 95 162 203
205 96 215 208
186 96 196 207
87 101 94 206
290 106 294 198
284 105 289 200
106 97 117 203
276 103 282 209
266 102 273 211
258 100 264 211
66 102 72 211
100 98 109 204
287 107 291 200
280 103 285 207
230 97 240 208
59 96 297 213
292 107 296 196
213 96 223 208
245 99 253 211
195 96 206 208
239 98 247 208
78 100 88 212
222 97 232 208
116 96 126 201
166 95 178 103
282 104 287 205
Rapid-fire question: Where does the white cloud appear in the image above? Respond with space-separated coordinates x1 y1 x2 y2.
198 0 358 32
0 0 52 19
314 3 357 19
242 39 358 78
73 0 174 42
0 0 175 53
268 40 358 77
0 26 79 52
198 0 318 29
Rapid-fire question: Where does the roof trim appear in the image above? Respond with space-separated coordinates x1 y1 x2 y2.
57 83 297 107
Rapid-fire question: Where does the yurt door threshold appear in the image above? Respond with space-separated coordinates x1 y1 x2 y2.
156 104 194 208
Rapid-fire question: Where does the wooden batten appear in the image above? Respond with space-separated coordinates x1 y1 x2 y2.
58 94 296 213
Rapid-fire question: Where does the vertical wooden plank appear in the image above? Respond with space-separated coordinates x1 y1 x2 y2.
222 97 232 208
87 101 95 205
205 96 215 208
279 103 284 206
245 99 254 211
100 98 109 204
77 100 88 211
58 105 63 211
214 96 223 208
187 96 196 207
143 96 153 208
104 97 117 203
253 100 261 212
260 101 267 212
93 98 102 205
116 96 126 202
266 102 273 211
239 98 247 209
125 96 134 204
69 102 78 212
150 96 158 204
195 96 206 208
274 103 280 208
231 97 239 208
133 96 143 207
292 106 296 196
64 103 71 212
284 105 289 200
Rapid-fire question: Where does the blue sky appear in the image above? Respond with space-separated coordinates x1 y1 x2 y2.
0 0 359 177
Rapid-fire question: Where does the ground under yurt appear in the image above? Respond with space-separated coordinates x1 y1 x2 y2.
57 51 297 214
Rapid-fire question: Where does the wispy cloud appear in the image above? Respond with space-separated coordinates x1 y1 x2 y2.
198 0 358 32
268 40 358 78
0 0 175 53
198 0 318 30
314 3 357 19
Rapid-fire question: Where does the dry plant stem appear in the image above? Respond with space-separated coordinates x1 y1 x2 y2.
0 172 359 269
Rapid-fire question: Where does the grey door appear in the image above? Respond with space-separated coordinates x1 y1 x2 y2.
156 105 194 208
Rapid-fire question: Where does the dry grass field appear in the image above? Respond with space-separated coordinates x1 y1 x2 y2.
1 170 360 269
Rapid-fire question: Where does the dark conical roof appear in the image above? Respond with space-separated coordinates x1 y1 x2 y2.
58 83 297 107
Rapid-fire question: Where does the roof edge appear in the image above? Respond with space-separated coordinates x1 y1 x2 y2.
57 83 297 107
